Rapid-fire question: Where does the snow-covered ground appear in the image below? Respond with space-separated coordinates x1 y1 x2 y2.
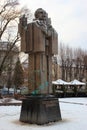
0 98 87 130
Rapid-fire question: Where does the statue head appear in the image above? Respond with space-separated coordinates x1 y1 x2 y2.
35 8 48 21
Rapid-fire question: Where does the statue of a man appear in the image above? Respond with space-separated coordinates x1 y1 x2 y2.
18 8 58 94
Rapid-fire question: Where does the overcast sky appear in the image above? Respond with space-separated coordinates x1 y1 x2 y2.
19 0 87 50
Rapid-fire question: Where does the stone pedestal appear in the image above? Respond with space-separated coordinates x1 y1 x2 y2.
20 95 62 125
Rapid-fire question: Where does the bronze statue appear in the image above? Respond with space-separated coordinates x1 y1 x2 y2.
19 8 61 125
18 8 58 94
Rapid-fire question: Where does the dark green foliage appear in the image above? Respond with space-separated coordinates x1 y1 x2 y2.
13 58 24 89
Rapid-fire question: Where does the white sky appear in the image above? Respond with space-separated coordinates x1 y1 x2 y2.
19 0 87 50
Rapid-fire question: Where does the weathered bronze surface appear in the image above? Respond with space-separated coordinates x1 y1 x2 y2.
19 8 58 94
19 8 61 125
20 95 61 125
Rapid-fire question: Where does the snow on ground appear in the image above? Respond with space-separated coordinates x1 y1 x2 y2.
0 98 22 103
0 98 87 130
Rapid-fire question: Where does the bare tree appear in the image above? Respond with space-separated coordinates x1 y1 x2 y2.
0 0 33 76
73 48 86 81
0 0 20 76
83 52 87 81
59 43 66 80
59 43 73 81
59 43 87 82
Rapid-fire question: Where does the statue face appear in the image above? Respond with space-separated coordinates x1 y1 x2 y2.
35 8 48 21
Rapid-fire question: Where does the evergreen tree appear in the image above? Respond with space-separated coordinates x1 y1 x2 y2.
13 58 24 90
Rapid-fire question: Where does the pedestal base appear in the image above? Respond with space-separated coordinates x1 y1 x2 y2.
20 95 62 125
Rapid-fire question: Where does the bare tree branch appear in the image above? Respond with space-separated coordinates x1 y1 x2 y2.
0 32 19 75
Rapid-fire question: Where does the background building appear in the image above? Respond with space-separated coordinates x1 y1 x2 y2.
0 41 19 88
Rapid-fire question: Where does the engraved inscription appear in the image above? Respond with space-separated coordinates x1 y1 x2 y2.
42 100 57 107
